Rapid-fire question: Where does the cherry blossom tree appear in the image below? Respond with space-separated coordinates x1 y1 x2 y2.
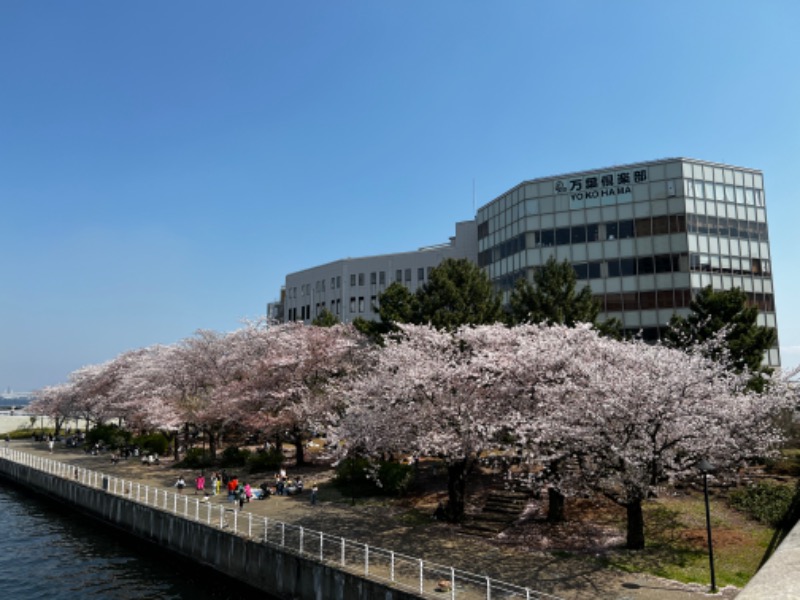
337 323 514 521
506 328 794 549
238 321 369 466
28 382 79 435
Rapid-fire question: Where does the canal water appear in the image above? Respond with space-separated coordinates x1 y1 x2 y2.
0 481 274 600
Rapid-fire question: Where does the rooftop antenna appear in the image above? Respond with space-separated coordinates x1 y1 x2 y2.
472 178 476 215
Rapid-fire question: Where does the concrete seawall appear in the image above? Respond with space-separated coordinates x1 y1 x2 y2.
0 456 422 600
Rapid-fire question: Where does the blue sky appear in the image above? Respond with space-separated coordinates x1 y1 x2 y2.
2 1 799 391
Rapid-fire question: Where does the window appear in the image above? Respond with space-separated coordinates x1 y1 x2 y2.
405 268 412 282
358 273 365 286
350 274 356 286
379 271 385 285
396 270 402 282
637 257 654 274
605 222 618 240
336 276 341 289
418 267 425 281
634 218 652 237
370 272 377 285
571 226 586 244
358 297 365 312
349 297 356 312
618 220 634 239
587 224 599 242
555 228 570 245
620 258 636 276
541 230 555 246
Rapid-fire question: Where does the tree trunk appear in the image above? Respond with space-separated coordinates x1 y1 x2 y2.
291 427 306 467
445 458 471 523
626 498 645 550
547 488 566 523
208 429 218 460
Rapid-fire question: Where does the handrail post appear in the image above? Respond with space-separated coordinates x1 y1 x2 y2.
365 544 369 576
419 559 424 594
300 526 304 555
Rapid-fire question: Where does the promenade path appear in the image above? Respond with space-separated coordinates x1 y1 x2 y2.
10 439 739 600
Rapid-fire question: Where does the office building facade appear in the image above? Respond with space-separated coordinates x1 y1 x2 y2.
280 221 477 324
476 158 780 366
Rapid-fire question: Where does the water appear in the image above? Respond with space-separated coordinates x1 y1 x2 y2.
0 481 272 600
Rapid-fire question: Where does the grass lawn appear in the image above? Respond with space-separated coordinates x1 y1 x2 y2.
604 491 779 589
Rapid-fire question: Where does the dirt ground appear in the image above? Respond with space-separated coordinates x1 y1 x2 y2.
10 439 743 600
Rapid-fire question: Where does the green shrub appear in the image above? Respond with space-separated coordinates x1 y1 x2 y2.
247 447 284 473
728 482 795 527
333 457 413 497
221 446 251 468
179 447 215 469
377 461 414 496
86 424 131 449
132 433 169 456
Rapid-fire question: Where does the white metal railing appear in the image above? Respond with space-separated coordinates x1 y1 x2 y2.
0 447 561 600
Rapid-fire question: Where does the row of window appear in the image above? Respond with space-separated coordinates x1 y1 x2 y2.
600 289 774 319
493 252 770 295
290 285 774 325
686 214 768 239
685 180 764 206
479 213 769 267
295 267 435 298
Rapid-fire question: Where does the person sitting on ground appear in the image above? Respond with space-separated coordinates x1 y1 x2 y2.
259 482 271 499
227 476 239 502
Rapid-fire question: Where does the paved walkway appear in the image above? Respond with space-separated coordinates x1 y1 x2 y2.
10 439 739 600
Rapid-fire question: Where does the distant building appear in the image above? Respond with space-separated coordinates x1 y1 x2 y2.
272 158 780 367
280 221 477 324
477 157 780 367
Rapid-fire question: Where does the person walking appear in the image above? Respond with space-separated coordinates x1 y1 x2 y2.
310 485 318 506
195 473 205 495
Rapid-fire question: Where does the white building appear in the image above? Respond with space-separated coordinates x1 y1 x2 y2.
280 221 477 324
477 157 780 366
273 157 779 367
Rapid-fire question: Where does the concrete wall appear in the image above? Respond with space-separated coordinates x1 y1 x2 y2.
0 458 422 600
735 517 800 600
